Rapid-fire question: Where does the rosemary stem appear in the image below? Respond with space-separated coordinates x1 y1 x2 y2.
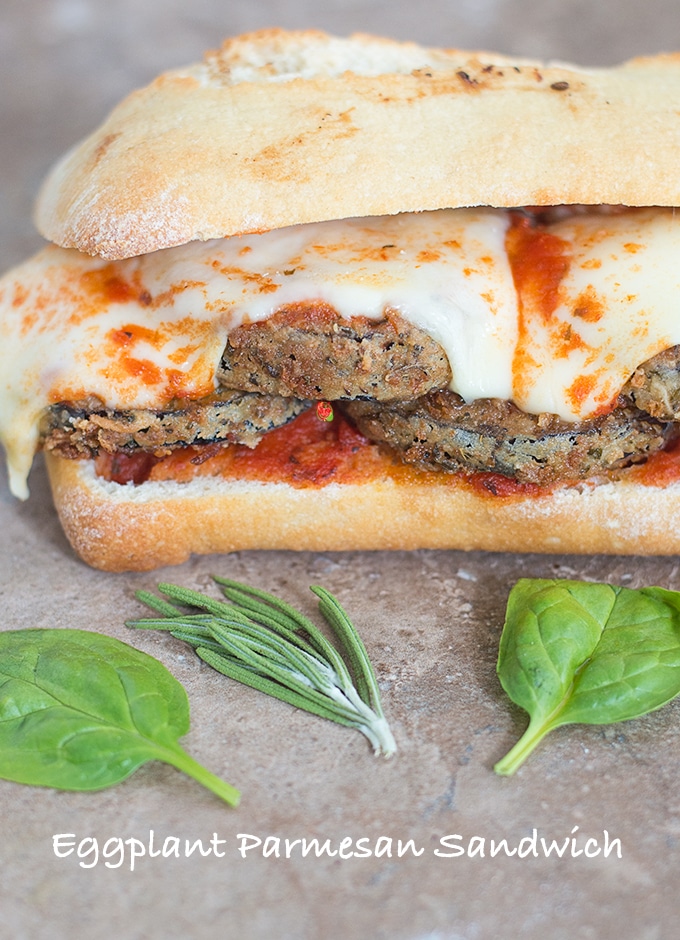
130 578 396 758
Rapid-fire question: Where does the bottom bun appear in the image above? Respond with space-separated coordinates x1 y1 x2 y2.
45 450 680 571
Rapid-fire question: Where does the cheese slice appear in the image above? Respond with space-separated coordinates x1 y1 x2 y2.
1 205 680 499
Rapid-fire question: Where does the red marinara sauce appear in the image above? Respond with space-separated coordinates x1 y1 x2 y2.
626 439 680 487
93 406 556 499
92 405 680 497
506 212 571 323
95 408 387 487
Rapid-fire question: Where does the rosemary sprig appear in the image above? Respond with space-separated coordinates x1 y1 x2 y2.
127 578 396 758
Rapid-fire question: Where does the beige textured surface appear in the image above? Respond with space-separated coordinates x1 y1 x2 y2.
34 33 680 259
3 3 680 939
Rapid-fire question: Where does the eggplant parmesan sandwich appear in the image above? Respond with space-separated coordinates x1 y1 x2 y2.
3 29 680 569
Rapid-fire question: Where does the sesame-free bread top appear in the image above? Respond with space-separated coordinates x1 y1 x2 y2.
34 29 680 260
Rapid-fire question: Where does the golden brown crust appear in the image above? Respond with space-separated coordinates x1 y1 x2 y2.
46 452 680 571
34 29 680 259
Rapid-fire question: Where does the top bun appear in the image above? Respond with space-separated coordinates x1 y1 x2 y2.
34 29 680 260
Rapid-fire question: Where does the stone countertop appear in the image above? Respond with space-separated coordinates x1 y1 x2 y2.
2 3 680 938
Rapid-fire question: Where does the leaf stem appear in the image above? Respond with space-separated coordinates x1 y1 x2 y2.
158 745 241 806
493 718 555 776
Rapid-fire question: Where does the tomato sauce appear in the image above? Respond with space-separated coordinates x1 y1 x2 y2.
626 439 680 487
95 409 387 487
465 472 547 499
93 406 680 496
506 213 571 323
95 450 159 485
93 406 553 499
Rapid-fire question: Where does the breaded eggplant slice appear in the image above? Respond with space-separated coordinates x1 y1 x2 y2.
41 389 310 459
218 306 451 402
344 390 677 486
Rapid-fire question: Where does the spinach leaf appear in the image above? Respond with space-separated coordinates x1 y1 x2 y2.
0 629 239 805
494 579 680 775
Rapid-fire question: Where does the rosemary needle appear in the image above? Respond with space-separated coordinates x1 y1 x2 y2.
128 578 397 758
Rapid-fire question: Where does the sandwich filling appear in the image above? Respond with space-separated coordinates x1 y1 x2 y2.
2 205 680 498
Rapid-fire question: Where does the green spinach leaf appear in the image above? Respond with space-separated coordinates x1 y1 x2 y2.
494 579 680 775
0 629 239 805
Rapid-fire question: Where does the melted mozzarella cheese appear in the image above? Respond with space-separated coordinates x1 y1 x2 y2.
1 205 680 499
513 208 680 417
